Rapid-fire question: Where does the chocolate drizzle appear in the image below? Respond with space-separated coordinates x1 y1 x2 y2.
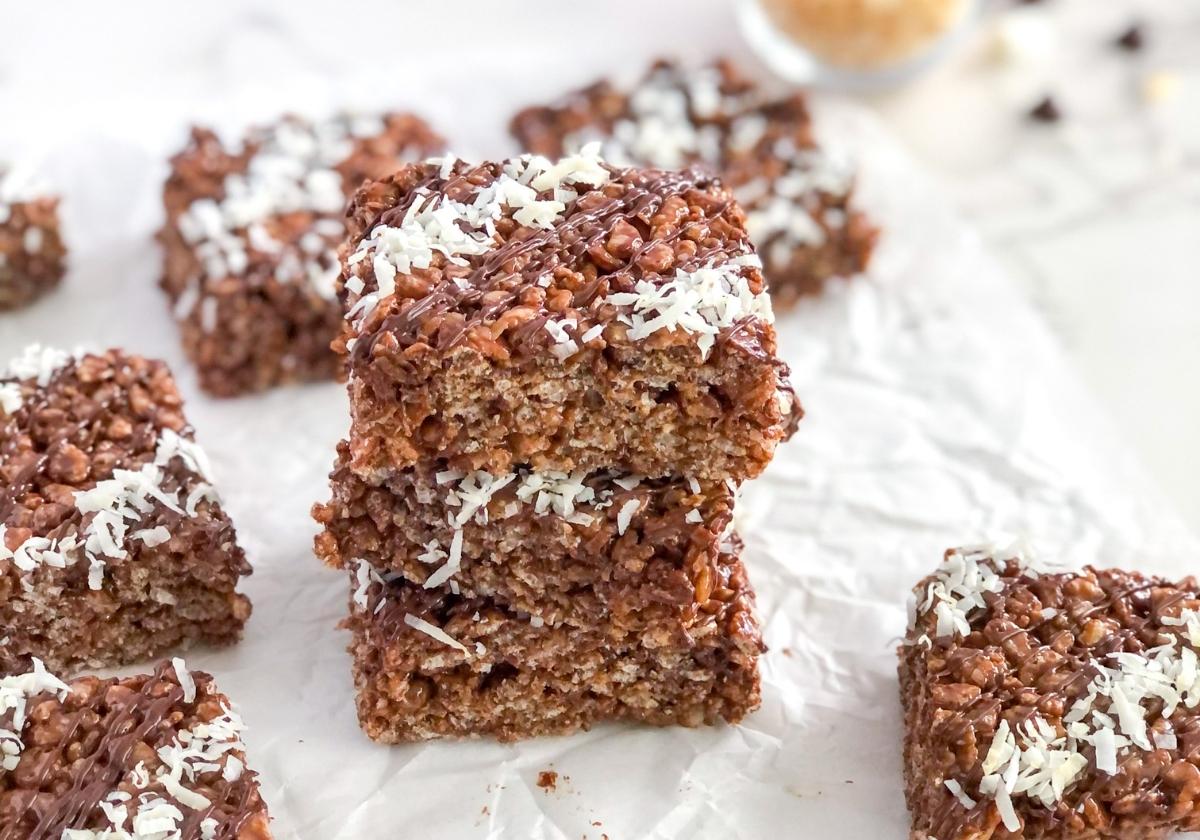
346 159 767 368
1 663 265 839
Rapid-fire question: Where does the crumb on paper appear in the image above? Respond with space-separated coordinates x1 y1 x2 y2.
537 770 558 791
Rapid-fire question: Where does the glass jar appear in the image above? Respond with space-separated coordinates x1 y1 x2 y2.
738 0 981 90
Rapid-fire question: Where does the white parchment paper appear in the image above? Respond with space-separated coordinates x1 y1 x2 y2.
2 5 1197 837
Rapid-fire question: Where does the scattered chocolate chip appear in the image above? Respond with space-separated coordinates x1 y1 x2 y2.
1116 23 1144 52
1029 95 1062 123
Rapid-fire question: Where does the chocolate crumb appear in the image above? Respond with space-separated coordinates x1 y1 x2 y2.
537 770 559 791
1029 95 1062 123
1115 23 1145 52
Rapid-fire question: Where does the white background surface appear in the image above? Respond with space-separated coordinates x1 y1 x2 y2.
1 2 1197 838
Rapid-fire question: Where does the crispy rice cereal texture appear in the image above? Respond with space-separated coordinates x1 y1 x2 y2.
314 441 743 633
509 59 879 307
900 545 1200 839
337 150 800 483
0 346 252 677
343 555 762 742
159 112 444 396
0 169 67 311
0 659 272 839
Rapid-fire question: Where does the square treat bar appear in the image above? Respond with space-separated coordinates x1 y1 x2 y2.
0 168 66 311
0 346 252 677
338 150 799 483
159 112 444 396
510 59 879 307
314 440 741 633
0 658 272 838
901 545 1200 839
343 544 762 742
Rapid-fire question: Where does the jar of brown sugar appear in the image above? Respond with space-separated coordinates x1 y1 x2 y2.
738 0 980 89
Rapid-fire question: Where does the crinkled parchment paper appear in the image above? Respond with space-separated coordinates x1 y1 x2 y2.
2 15 1197 838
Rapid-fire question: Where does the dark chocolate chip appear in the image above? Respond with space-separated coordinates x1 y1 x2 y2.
1029 96 1062 123
1115 24 1144 52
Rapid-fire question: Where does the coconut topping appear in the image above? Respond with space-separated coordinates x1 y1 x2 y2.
0 658 70 773
0 424 220 590
977 716 1088 832
0 383 21 415
346 144 610 329
3 342 73 386
910 543 1032 641
344 147 780 365
608 254 773 359
403 613 471 656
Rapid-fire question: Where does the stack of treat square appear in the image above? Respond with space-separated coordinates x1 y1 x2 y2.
313 145 801 741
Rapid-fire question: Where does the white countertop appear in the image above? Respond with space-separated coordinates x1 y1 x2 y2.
2 0 1196 533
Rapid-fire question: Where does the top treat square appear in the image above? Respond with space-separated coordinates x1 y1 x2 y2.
337 149 800 483
510 59 879 306
901 545 1200 840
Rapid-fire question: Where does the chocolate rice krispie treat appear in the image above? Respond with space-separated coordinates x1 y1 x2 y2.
510 59 879 307
0 658 272 838
315 441 741 633
901 545 1200 839
160 112 444 396
338 150 799 483
0 345 252 677
0 167 66 311
344 549 762 742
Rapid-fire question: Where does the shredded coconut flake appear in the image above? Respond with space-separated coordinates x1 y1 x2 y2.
172 658 196 704
943 778 976 809
616 498 642 536
0 382 21 415
404 613 470 655
134 526 172 548
352 559 384 609
424 530 464 589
